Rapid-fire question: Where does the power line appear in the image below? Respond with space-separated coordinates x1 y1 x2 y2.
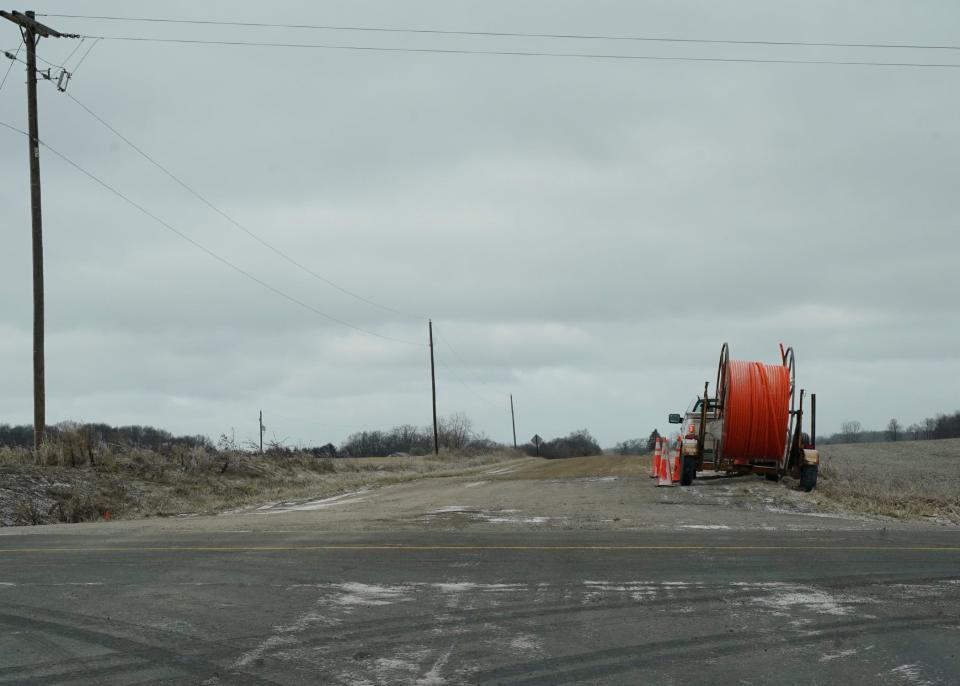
33 52 64 69
61 35 86 68
3 45 50 82
0 39 23 92
60 89 425 321
435 355 505 412
0 119 426 347
36 13 960 52
433 331 504 410
71 37 99 74
73 35 960 69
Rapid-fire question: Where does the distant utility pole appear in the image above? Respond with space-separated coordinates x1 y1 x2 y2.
510 394 517 449
0 11 78 449
429 320 439 455
259 410 264 454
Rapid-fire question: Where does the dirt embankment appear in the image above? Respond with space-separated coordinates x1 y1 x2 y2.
816 438 960 524
0 445 523 527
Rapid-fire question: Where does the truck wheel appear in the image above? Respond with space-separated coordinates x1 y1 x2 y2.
680 455 696 486
765 473 781 482
799 465 818 492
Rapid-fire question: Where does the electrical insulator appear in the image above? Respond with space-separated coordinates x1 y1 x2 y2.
56 69 71 92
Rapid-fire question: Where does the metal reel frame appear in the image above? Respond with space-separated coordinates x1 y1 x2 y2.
780 346 797 474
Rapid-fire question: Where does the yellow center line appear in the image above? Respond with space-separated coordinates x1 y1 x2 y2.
1 544 959 553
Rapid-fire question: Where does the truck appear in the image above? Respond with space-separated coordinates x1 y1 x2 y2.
667 343 819 491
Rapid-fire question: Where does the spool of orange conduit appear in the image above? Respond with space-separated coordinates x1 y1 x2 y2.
720 353 791 463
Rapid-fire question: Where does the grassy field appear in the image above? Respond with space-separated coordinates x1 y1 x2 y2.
0 444 523 527
817 438 960 523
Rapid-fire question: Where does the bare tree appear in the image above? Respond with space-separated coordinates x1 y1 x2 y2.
840 420 863 442
886 418 901 442
438 413 473 450
906 423 922 441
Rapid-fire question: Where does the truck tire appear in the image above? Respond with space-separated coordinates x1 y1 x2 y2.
680 455 696 486
765 473 781 482
799 464 818 492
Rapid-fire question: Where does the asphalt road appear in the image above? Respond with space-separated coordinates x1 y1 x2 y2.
1 458 958 685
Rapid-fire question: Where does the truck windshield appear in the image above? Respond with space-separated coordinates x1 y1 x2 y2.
692 398 718 413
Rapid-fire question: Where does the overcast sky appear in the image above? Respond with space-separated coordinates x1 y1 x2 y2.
1 1 958 448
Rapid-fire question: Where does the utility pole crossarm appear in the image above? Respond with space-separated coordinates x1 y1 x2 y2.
0 11 80 38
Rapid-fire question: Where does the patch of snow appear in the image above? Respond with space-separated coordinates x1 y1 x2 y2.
415 643 455 686
233 609 326 668
748 585 874 617
335 582 414 607
819 649 857 662
582 580 690 600
889 663 934 685
430 583 525 593
887 584 947 598
463 481 487 488
280 489 370 512
730 582 790 588
764 507 873 522
509 633 543 653
484 466 518 476
677 524 731 530
255 489 371 513
432 582 477 593
484 516 550 524
427 507 552 525
374 657 419 673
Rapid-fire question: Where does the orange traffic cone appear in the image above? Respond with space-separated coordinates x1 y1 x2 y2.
651 438 662 478
657 440 673 486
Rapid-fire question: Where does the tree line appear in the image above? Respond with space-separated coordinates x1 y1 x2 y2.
0 422 210 451
339 413 500 457
0 415 608 459
826 410 960 444
613 430 661 455
519 429 602 459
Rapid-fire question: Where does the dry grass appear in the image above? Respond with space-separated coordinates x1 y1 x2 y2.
816 438 960 523
0 443 522 527
507 454 651 479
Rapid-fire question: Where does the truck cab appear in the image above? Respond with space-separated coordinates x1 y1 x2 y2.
669 396 722 481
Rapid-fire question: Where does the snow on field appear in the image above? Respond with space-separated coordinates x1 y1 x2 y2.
255 488 371 513
483 466 518 476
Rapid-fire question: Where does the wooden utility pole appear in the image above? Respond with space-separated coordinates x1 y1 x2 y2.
259 410 264 454
1 11 78 449
509 394 517 449
429 320 438 455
